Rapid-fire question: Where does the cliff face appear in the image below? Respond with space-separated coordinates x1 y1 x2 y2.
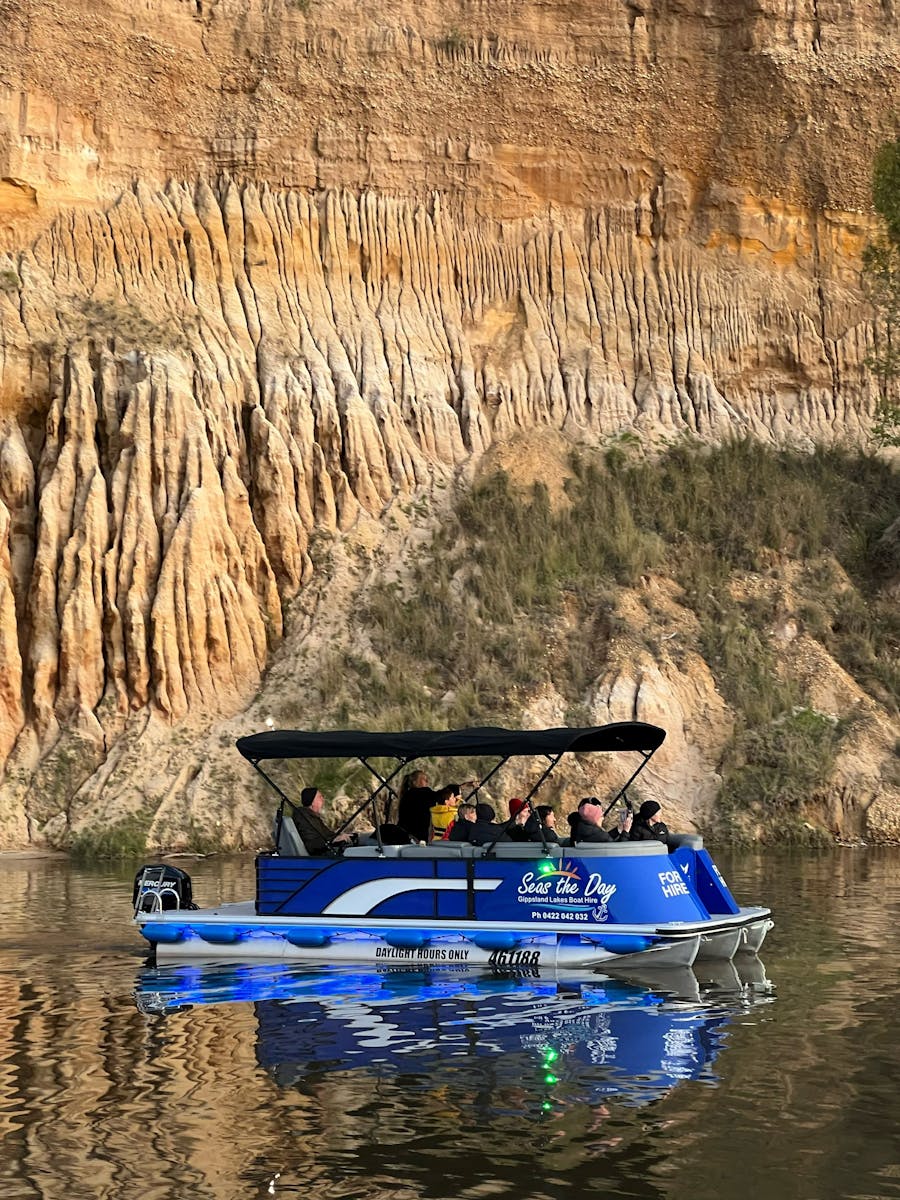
0 0 898 848
1 0 896 213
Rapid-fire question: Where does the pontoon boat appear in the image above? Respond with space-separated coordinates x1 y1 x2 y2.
132 723 773 968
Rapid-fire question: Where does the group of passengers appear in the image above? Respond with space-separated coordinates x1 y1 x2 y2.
443 794 669 846
444 798 556 845
286 774 669 856
399 772 671 846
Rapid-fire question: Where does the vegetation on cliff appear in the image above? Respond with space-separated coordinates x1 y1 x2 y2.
293 439 898 844
865 136 900 448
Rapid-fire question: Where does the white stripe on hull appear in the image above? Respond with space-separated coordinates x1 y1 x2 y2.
322 877 502 915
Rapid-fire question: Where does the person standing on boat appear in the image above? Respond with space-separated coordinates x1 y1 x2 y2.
567 796 632 844
629 800 669 844
398 771 478 842
293 787 353 855
397 770 440 842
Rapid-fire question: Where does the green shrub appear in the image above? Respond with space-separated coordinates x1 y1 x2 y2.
717 708 845 843
70 812 152 860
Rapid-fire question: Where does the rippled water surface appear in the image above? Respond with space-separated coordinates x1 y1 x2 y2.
2 849 899 1199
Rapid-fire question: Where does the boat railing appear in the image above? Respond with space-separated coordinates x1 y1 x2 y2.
666 833 704 850
398 843 469 858
343 844 404 858
570 841 668 857
331 841 672 860
484 843 563 858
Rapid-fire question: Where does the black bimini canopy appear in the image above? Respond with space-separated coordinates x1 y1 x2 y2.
236 722 665 763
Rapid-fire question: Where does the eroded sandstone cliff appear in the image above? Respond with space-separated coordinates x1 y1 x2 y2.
0 0 897 848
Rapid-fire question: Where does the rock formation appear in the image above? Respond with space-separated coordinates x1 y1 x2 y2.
0 0 898 847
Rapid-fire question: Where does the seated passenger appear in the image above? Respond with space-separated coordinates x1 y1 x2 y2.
430 783 462 840
535 805 561 844
630 800 670 844
446 802 477 841
293 787 353 855
566 796 632 845
468 802 513 846
507 799 542 842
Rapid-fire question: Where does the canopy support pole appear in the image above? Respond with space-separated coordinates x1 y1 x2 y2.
357 757 411 852
463 755 509 803
484 752 563 855
603 748 658 818
247 760 298 852
249 757 408 855
358 758 408 825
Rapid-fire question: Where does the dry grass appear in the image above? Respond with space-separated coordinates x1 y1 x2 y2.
285 439 899 838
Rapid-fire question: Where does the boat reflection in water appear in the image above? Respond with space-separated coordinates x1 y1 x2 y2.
135 957 773 1108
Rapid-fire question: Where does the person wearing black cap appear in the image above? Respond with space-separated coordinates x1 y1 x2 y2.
468 802 513 846
630 800 669 844
567 796 632 845
293 787 353 855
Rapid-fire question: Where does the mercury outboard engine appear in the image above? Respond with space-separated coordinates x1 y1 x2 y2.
132 864 197 915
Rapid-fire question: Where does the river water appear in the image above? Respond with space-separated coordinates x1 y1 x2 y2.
1 849 898 1200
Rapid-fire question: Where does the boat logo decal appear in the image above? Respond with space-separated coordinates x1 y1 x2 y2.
516 860 616 923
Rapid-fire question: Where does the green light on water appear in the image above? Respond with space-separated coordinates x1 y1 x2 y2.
542 1101 553 1111
543 1072 559 1085
542 1047 559 1065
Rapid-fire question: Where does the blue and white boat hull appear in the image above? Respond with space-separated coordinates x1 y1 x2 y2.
138 905 705 968
135 833 772 969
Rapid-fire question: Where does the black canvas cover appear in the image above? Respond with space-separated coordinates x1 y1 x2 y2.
236 722 665 763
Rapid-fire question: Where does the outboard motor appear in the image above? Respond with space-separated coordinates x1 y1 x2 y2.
132 864 197 915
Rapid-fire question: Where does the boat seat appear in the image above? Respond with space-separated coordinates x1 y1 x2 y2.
342 844 403 858
483 843 564 858
273 815 309 857
398 844 466 858
666 833 704 850
570 841 668 857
